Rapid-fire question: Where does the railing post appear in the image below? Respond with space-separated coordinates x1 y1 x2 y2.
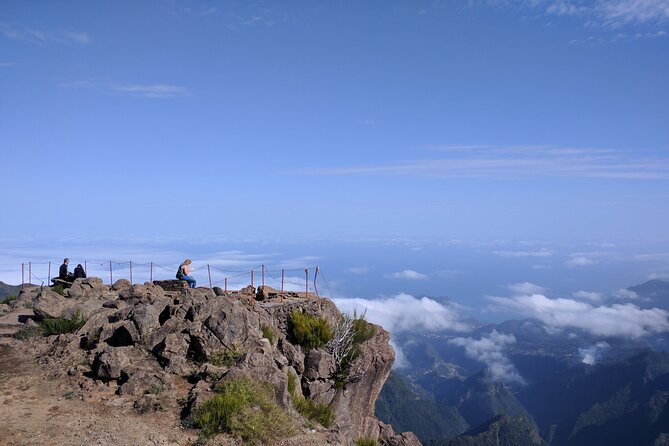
207 264 212 288
305 268 309 300
21 263 24 290
224 277 227 293
48 261 51 285
281 269 285 302
84 261 87 275
314 266 319 297
251 270 254 288
109 261 113 285
261 265 265 287
129 261 133 285
28 261 32 286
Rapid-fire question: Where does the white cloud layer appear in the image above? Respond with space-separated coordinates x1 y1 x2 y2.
387 270 428 280
449 330 525 384
573 290 603 301
579 341 610 365
488 293 669 338
508 282 547 295
333 293 470 334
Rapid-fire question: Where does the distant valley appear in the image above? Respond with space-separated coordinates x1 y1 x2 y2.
376 279 669 446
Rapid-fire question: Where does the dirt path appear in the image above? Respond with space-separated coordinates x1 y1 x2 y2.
0 346 198 446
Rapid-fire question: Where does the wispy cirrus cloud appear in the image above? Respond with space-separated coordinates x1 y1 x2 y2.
494 248 553 258
63 80 190 98
293 145 669 180
386 269 429 280
1 24 91 45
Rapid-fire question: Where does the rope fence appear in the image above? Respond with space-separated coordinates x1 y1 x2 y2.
18 260 330 300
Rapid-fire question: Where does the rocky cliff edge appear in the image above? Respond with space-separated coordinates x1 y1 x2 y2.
3 278 421 446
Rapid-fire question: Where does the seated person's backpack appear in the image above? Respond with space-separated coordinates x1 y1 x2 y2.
176 265 184 280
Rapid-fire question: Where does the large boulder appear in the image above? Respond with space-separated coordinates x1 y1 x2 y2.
33 289 80 320
203 299 262 350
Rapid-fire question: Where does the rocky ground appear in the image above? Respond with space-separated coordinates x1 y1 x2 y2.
0 280 420 446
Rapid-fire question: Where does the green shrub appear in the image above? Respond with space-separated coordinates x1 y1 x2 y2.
287 372 335 428
355 438 378 446
13 326 41 340
289 310 332 351
147 383 164 395
208 349 242 367
51 284 65 296
4 295 17 304
190 378 294 444
261 325 276 345
40 310 86 336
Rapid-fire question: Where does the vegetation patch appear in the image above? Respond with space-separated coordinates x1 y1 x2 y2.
51 284 65 296
13 326 42 340
134 398 165 413
208 349 242 367
287 372 335 428
261 324 276 345
40 310 86 336
4 295 17 304
189 377 294 444
288 310 332 351
355 438 379 446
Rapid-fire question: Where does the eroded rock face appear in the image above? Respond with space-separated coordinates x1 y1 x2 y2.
331 325 396 442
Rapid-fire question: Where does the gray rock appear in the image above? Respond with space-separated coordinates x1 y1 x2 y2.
93 347 130 380
304 349 335 380
279 338 305 374
33 289 80 320
203 299 262 350
152 332 191 374
153 280 188 292
212 286 226 296
112 279 132 291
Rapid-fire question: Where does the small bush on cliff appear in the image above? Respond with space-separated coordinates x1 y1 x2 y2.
261 324 276 345
355 438 379 446
287 372 335 428
4 295 17 304
40 310 86 336
327 310 376 389
51 284 65 296
289 310 332 351
208 349 242 367
190 378 294 444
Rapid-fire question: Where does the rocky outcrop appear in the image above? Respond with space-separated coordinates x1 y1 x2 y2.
11 278 420 446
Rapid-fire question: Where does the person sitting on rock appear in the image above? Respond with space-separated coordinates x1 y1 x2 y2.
59 258 74 282
177 258 196 288
73 264 87 280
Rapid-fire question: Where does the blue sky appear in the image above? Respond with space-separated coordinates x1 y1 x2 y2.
1 1 669 323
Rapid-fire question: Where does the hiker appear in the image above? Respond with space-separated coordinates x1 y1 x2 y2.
59 258 74 282
73 263 87 280
177 258 196 288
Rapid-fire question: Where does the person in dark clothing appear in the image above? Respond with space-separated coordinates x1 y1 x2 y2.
73 264 86 280
59 258 73 281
